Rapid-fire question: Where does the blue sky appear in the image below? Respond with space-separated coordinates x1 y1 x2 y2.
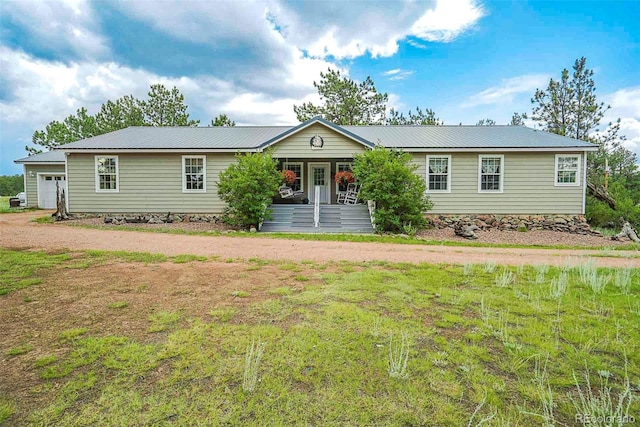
1 0 638 175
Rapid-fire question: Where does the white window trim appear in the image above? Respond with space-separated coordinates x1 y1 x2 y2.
478 154 504 193
94 155 119 193
426 155 452 194
554 154 581 187
283 161 304 192
182 155 207 193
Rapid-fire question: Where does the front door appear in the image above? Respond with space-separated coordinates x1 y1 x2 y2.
308 163 330 204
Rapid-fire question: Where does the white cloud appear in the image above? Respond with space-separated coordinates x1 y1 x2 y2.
599 87 640 161
406 39 428 49
114 0 485 61
411 0 485 42
0 46 334 136
2 0 108 58
463 74 549 107
382 69 414 81
617 118 640 158
604 86 640 119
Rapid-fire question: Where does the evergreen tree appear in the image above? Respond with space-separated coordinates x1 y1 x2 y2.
211 114 236 127
140 84 199 127
387 107 441 125
531 57 608 140
294 69 388 125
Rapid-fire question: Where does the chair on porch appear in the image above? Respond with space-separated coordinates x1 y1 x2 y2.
342 183 360 205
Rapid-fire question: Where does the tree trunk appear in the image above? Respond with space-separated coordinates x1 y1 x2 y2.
586 180 616 209
612 222 640 243
53 180 69 221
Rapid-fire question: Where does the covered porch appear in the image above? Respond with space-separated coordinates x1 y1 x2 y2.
277 157 354 205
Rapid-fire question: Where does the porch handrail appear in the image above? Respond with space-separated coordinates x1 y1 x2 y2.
314 185 320 228
367 200 376 227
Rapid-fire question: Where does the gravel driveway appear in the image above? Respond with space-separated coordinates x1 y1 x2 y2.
1 211 638 267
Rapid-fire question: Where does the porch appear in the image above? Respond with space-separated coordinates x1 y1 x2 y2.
261 204 375 233
278 158 354 205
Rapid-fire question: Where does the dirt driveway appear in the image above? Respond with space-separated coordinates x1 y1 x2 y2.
1 211 638 267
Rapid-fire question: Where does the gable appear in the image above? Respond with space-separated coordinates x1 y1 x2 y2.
270 123 368 158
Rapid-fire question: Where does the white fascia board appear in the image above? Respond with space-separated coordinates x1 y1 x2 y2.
398 147 598 153
60 148 255 154
14 161 66 165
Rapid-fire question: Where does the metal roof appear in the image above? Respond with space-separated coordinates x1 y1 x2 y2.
343 124 596 149
60 126 290 150
45 117 597 152
14 150 66 164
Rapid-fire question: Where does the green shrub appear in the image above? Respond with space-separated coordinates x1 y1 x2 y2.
217 150 281 229
352 146 433 233
585 183 640 229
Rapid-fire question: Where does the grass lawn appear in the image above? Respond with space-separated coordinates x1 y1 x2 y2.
0 248 638 425
0 196 38 214
0 196 11 213
66 221 640 252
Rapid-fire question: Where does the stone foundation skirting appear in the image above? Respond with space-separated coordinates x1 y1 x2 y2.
72 213 221 225
425 214 602 236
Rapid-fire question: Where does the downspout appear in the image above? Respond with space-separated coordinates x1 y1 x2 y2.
65 152 70 214
22 164 28 207
582 152 587 215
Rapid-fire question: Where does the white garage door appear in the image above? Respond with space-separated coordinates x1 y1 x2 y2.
38 175 66 209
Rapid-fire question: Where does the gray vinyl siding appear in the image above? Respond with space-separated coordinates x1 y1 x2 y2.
413 152 585 214
24 164 66 208
67 153 235 213
273 123 367 159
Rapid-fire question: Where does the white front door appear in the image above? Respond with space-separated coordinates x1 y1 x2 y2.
38 175 66 209
308 163 330 204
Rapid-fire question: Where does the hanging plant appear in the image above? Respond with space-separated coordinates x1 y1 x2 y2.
280 169 297 186
334 171 355 186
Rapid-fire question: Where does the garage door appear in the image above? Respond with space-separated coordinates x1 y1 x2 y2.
39 175 66 209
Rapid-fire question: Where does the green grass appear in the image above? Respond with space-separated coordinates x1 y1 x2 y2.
85 249 168 263
148 311 181 333
0 195 39 214
172 254 209 263
6 344 34 357
0 399 15 424
108 301 129 309
2 249 638 425
0 248 72 295
32 214 54 223
67 221 640 251
0 248 186 296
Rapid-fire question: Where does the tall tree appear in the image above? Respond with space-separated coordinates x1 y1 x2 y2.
27 84 200 154
509 112 528 126
140 84 199 127
28 108 98 154
294 69 388 125
387 107 441 125
95 95 145 132
476 118 496 126
211 114 236 127
588 119 638 183
531 57 609 140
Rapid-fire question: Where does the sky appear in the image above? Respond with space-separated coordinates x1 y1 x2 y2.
1 0 639 175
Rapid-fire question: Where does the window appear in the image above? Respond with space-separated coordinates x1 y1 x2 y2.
555 155 580 186
283 162 303 192
182 156 206 192
478 155 504 193
95 156 119 192
426 155 451 193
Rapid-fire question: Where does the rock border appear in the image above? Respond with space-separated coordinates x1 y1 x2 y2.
425 214 602 236
71 213 221 225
